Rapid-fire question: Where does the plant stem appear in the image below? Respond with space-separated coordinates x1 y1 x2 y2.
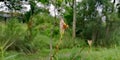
1 48 4 60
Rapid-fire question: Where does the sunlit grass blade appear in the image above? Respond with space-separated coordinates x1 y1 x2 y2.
5 54 19 60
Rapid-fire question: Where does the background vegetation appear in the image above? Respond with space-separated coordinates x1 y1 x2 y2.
0 0 120 60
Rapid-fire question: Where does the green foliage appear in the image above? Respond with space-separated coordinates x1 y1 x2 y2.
59 37 86 49
67 0 120 46
5 0 22 11
23 0 49 23
0 0 120 60
64 6 73 26
38 0 49 4
0 18 26 60
56 0 64 7
32 34 50 49
111 26 120 46
0 18 26 50
32 13 59 37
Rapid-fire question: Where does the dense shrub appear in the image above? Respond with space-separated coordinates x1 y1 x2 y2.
0 18 27 51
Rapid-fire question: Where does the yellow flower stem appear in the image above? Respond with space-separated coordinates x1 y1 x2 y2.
53 33 64 59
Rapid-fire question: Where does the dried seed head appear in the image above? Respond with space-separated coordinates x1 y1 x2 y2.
88 40 92 47
60 18 68 35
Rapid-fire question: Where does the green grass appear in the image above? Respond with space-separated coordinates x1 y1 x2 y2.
1 18 120 60
80 47 120 60
2 47 120 60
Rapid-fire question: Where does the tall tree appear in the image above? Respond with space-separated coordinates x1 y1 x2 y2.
4 0 22 16
72 0 76 38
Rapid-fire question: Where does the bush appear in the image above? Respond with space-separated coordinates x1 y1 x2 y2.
32 13 59 37
32 34 50 49
58 36 87 49
0 18 27 50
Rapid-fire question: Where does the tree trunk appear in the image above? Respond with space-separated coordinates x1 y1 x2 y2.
49 0 56 60
50 28 53 60
92 29 97 45
72 0 76 38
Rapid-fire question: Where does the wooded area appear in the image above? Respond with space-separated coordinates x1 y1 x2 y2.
0 0 120 60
